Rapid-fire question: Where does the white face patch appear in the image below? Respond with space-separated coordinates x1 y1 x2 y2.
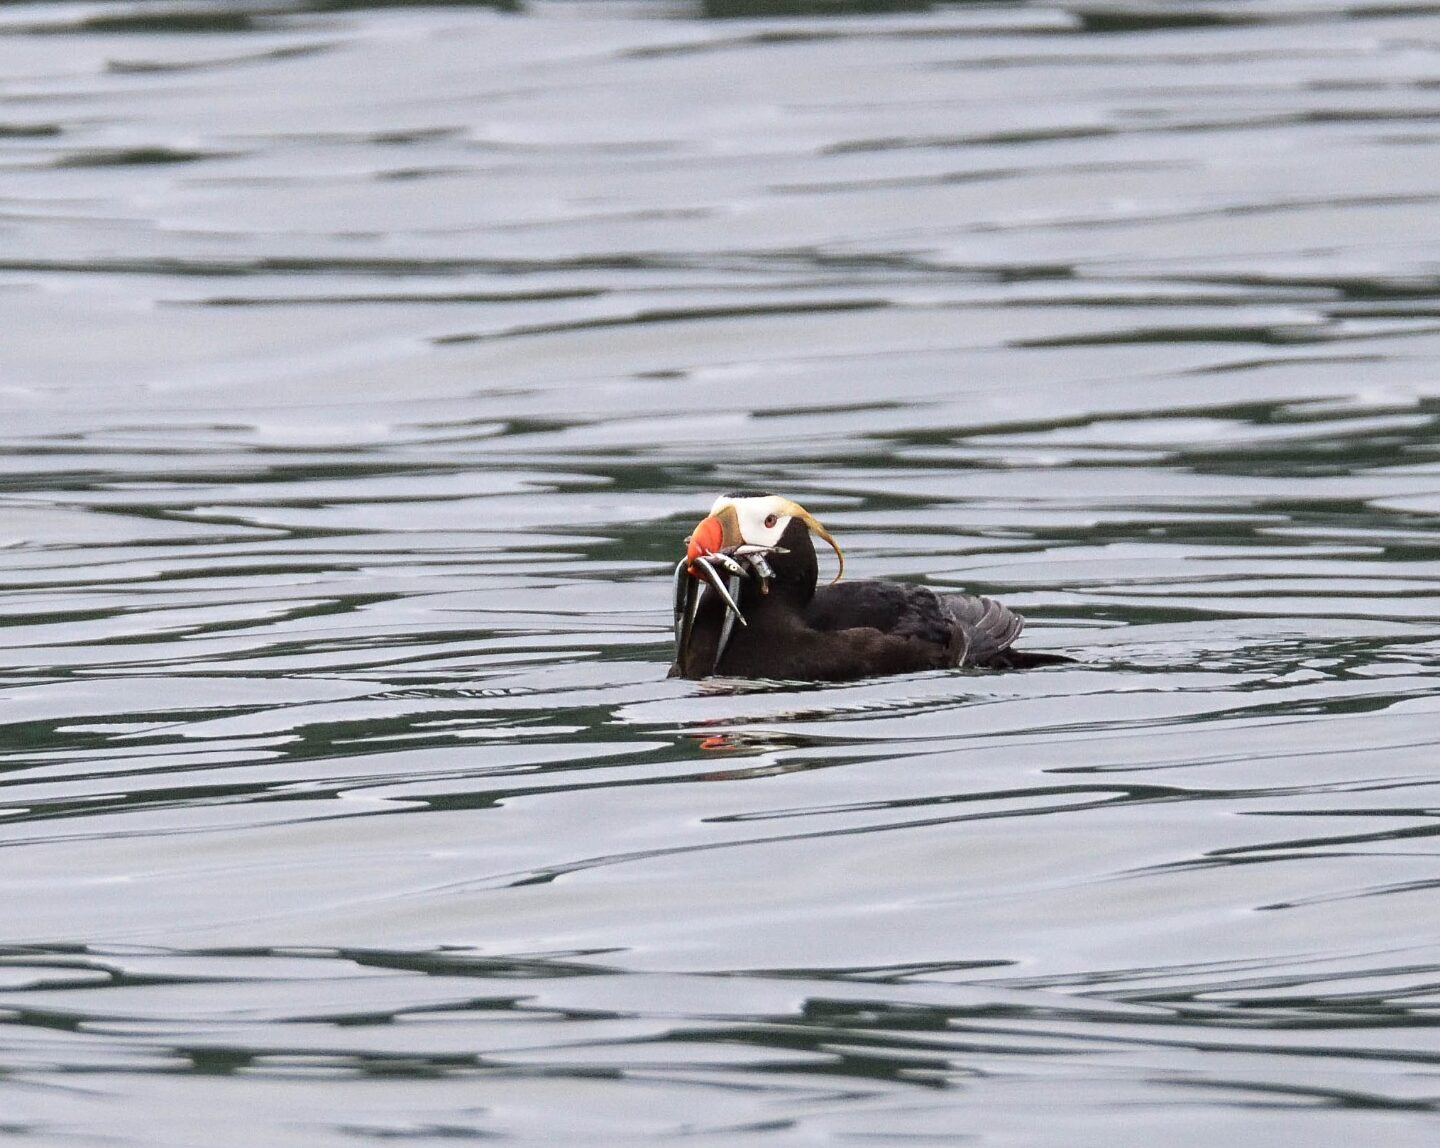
705 493 845 583
710 494 794 549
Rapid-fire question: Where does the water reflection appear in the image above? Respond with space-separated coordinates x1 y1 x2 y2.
2 941 1437 1135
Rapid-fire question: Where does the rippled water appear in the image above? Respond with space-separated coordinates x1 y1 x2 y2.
4 0 1440 1143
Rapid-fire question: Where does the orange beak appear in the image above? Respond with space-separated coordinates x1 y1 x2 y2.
685 515 725 572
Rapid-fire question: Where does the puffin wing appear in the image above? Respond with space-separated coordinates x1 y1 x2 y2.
937 591 1024 666
805 581 951 645
806 580 1024 667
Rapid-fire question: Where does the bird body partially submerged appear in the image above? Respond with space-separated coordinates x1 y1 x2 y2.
669 492 1064 682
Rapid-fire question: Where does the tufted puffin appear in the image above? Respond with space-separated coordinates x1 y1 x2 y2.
668 492 1066 681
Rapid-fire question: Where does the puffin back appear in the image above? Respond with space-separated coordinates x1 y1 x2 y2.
806 581 1026 667
806 581 950 645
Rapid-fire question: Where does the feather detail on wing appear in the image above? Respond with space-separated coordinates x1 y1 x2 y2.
805 580 1025 667
936 592 1024 667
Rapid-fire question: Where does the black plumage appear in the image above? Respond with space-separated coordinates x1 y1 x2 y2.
669 500 1066 682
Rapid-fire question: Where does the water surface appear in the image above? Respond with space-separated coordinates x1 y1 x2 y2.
2 0 1440 1143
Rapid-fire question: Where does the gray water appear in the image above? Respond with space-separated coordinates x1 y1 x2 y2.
3 0 1440 1143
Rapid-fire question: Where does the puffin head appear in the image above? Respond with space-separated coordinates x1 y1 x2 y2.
672 492 844 675
685 491 844 587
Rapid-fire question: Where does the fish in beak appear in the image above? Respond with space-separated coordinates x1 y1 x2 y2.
671 494 840 677
672 510 748 677
685 510 748 619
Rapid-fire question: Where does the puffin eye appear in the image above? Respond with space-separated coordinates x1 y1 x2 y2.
763 514 779 529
